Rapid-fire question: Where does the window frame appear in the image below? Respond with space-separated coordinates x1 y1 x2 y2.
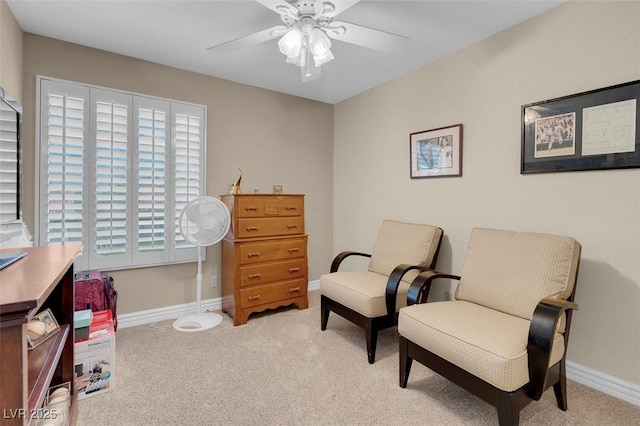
35 76 206 271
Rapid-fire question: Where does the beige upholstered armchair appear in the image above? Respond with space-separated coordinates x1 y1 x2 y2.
398 228 581 425
320 219 443 364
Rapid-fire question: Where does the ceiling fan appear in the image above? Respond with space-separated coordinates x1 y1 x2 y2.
206 0 409 82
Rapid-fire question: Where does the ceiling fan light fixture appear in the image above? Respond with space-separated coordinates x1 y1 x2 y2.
312 49 334 67
309 28 334 67
285 50 306 67
278 27 303 59
279 25 334 73
309 27 331 56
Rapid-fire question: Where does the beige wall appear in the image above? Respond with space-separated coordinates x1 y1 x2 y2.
0 0 23 101
334 0 640 385
7 0 639 388
21 34 334 314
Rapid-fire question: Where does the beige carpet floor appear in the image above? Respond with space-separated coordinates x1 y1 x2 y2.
77 291 639 425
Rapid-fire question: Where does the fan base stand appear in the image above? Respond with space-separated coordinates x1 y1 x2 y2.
173 312 223 332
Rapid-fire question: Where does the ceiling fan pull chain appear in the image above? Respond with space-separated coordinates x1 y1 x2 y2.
303 31 312 78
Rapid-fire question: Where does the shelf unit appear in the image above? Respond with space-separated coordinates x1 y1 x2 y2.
0 245 81 425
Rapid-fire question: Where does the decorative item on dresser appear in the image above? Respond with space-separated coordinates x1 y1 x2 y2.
229 168 242 194
221 194 308 326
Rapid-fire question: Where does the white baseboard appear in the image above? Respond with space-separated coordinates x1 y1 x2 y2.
117 297 223 329
566 360 640 407
308 279 320 291
118 279 320 329
118 279 638 407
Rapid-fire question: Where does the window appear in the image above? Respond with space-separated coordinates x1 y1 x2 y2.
36 77 205 270
0 87 21 224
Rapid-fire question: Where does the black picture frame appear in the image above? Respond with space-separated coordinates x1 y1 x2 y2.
521 80 640 174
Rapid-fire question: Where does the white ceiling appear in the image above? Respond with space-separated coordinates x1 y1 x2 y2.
7 0 565 104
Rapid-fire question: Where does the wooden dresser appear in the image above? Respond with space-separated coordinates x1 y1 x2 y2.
0 245 81 425
221 194 308 325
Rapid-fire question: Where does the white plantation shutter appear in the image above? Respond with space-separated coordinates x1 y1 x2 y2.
36 77 205 270
0 99 19 223
134 98 171 265
173 103 204 258
38 80 89 269
89 89 132 269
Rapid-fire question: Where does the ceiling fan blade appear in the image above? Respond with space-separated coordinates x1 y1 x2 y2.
321 0 361 17
328 20 410 52
254 0 299 18
206 25 289 55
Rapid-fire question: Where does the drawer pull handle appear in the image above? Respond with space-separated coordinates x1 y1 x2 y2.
245 206 258 211
288 248 299 253
289 287 301 294
285 206 297 211
247 252 261 258
246 226 259 231
287 225 298 230
248 295 261 301
288 267 300 273
248 273 261 279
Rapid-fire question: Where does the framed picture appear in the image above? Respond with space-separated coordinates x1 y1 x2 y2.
521 80 640 174
410 124 463 178
27 308 61 349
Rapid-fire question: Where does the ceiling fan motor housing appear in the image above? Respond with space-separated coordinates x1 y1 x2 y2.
281 0 335 27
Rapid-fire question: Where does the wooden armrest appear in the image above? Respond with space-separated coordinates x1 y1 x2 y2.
383 264 431 317
330 251 371 273
407 272 461 305
527 297 579 400
539 297 579 311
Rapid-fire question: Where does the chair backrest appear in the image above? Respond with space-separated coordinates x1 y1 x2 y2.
368 219 443 284
455 228 581 320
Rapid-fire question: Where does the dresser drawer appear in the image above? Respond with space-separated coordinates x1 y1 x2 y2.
238 238 306 265
237 216 304 238
236 196 303 218
239 279 307 308
240 259 306 287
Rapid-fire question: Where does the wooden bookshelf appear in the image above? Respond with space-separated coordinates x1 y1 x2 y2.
0 245 81 425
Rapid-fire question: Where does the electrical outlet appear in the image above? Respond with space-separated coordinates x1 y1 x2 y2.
210 275 218 288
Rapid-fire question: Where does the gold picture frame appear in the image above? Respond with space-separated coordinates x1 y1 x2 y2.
27 308 61 349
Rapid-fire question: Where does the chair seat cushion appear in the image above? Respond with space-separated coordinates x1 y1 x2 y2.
320 271 410 318
398 300 565 392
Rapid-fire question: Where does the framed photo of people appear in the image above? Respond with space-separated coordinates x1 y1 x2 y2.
410 124 463 178
521 80 640 174
26 308 61 349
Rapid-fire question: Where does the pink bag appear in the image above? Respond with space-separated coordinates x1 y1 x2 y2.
74 270 118 331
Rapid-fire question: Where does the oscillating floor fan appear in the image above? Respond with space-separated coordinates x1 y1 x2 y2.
173 196 231 332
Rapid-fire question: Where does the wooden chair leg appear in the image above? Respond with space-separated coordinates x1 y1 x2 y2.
553 362 568 411
496 393 520 426
399 336 412 388
320 296 330 331
365 320 379 364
